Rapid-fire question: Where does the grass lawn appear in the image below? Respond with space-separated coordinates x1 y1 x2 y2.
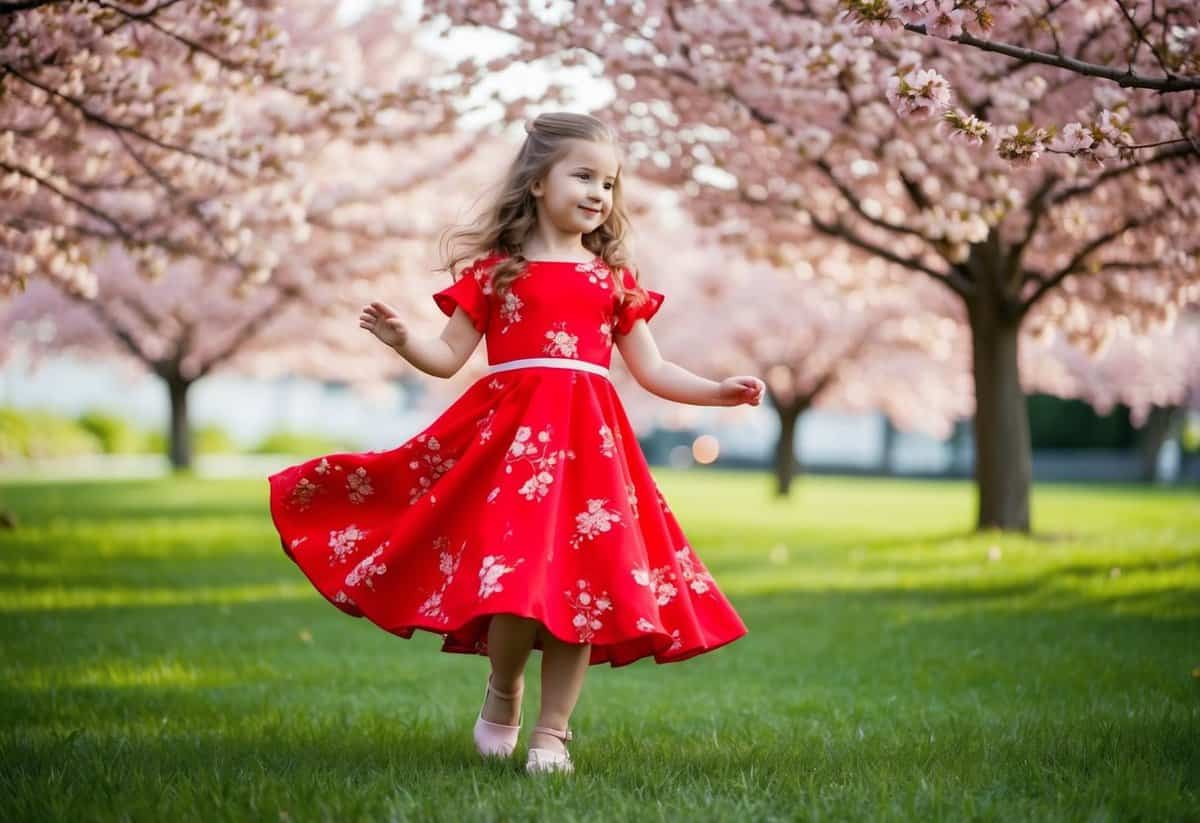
0 471 1197 822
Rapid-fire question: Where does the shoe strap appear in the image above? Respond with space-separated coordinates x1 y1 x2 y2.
487 674 522 701
532 725 573 742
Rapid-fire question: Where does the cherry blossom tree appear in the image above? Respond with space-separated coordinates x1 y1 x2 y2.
843 0 1200 164
0 0 447 299
422 0 1200 531
622 202 969 494
1 4 480 469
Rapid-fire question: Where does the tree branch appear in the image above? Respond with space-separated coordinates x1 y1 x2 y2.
804 207 975 298
900 22 1200 92
1020 215 1153 315
1049 141 1196 206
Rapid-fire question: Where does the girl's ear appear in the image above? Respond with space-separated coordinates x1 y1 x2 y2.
529 176 544 198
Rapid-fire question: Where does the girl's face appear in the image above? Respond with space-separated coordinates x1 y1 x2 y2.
530 138 620 235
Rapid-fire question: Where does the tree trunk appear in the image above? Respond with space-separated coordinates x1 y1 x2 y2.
1138 405 1182 483
773 404 803 497
879 415 897 475
167 377 193 471
967 293 1032 532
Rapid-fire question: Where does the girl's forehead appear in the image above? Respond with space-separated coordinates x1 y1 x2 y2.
558 139 620 175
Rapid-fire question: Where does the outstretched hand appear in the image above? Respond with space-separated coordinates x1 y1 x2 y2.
716 376 765 407
360 301 409 350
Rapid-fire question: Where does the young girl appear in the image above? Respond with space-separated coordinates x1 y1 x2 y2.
267 111 765 775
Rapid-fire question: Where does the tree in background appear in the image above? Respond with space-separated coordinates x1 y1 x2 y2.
423 0 1200 531
1 3 478 469
844 0 1199 164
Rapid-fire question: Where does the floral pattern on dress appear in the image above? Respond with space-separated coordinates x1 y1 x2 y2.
345 542 388 589
405 434 455 506
328 524 367 565
504 424 576 503
631 564 679 605
288 477 322 511
479 554 524 599
418 536 465 625
346 466 374 504
676 545 716 595
570 498 623 549
498 289 524 334
543 322 579 357
576 258 612 289
599 424 615 458
599 319 613 347
476 408 496 444
627 482 639 519
565 578 612 642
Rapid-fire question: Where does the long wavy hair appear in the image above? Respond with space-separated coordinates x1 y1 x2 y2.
437 111 647 310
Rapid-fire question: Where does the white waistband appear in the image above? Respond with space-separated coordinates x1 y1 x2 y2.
485 357 610 378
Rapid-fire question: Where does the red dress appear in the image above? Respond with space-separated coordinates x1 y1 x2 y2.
266 250 748 667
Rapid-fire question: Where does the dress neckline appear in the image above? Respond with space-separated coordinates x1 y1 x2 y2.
524 256 599 265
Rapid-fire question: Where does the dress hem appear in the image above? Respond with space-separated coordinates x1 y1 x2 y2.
276 533 747 669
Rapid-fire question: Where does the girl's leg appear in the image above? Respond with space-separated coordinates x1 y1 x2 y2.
530 624 591 754
483 613 539 725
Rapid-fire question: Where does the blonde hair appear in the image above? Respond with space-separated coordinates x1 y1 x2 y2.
437 111 648 310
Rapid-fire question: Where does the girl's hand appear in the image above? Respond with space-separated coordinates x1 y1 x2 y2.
359 301 409 350
716 376 765 407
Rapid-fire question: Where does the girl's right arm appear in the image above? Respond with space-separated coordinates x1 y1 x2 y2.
360 301 483 379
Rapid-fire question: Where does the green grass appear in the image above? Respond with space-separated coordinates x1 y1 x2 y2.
1 472 1197 822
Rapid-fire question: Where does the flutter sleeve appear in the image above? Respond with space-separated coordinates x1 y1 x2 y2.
432 259 490 334
613 266 665 336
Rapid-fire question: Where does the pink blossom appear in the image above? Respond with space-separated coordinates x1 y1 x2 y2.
1050 122 1095 153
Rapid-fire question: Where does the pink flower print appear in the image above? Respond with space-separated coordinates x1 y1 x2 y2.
498 290 524 334
564 579 612 642
288 476 321 511
518 471 555 502
419 537 465 624
503 424 575 503
627 482 639 519
543 322 579 357
570 498 623 549
576 258 612 289
407 435 455 505
346 466 374 504
508 426 534 459
675 545 716 595
479 554 524 599
599 424 615 458
345 542 388 589
476 408 496 444
656 486 671 513
631 564 679 605
328 524 366 564
599 319 613 347
636 617 656 632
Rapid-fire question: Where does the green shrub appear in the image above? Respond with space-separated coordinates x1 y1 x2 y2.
251 430 359 455
0 408 103 459
76 409 147 454
193 424 238 455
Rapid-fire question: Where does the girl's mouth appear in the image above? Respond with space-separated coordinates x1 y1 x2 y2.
579 206 600 215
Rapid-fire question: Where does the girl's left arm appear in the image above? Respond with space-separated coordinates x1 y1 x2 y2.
615 320 764 406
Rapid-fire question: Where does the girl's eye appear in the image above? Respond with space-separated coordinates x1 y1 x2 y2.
576 174 613 190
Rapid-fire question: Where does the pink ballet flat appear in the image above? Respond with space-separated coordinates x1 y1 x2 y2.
473 674 523 758
525 725 574 774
